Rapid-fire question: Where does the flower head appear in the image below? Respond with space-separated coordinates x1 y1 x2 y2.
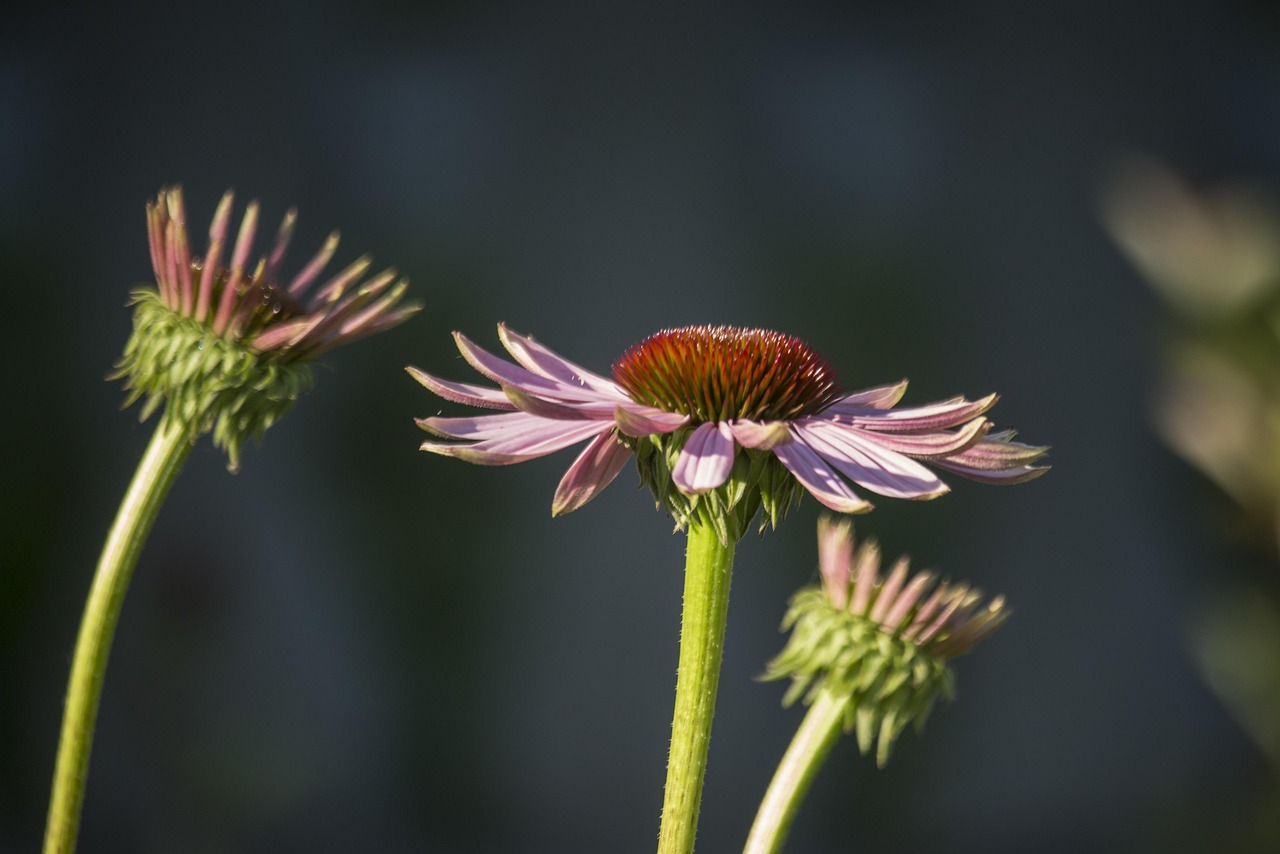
764 516 1009 767
410 324 1047 540
118 187 421 469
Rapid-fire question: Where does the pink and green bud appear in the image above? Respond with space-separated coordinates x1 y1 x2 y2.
118 187 421 469
763 516 1009 767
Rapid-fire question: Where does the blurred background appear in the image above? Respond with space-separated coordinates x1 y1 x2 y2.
3 1 1279 851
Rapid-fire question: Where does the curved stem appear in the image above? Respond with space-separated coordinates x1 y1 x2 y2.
743 687 850 854
657 517 737 854
44 418 193 854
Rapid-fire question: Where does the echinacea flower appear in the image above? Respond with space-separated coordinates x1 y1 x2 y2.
763 515 1009 767
409 324 1047 540
117 187 421 468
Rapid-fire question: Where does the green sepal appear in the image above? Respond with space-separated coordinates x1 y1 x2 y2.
114 289 313 471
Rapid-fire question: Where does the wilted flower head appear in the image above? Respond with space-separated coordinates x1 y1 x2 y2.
410 324 1047 541
763 516 1009 767
118 186 420 469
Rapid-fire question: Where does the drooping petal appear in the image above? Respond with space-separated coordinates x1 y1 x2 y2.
406 365 516 410
416 409 559 441
728 420 792 450
498 324 627 398
939 431 1050 469
932 432 1051 484
672 422 737 494
840 394 998 432
772 439 873 514
796 422 949 500
847 417 990 458
419 416 609 464
614 405 689 437
552 430 633 516
823 380 909 413
932 460 1050 485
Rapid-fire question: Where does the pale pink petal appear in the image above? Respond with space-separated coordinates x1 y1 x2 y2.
498 324 627 398
879 570 937 630
840 394 998 433
406 365 516 410
416 410 558 441
672 422 736 494
728 420 792 450
772 440 873 514
850 417 990 458
287 230 339 296
823 380 909 413
505 387 614 421
849 540 881 614
420 418 609 464
939 433 1050 469
614 405 689 437
796 422 949 500
309 255 374 307
868 557 909 624
454 333 614 403
253 314 327 351
817 516 855 609
915 585 972 643
263 207 297 284
552 430 633 516
932 460 1050 485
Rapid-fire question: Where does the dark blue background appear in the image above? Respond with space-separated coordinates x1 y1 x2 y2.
1 2 1275 851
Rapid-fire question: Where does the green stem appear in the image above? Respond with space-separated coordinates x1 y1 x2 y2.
657 516 737 854
742 687 850 854
44 418 193 854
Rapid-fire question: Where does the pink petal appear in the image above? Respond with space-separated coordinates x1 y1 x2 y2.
772 439 873 514
849 540 881 615
840 394 998 433
498 324 627 398
505 387 615 421
796 422 949 500
416 410 558 441
728 420 792 450
287 230 339 296
419 418 610 465
932 460 1050 485
454 333 614 404
851 417 990 458
406 365 516 411
614 405 689 437
552 430 633 516
817 516 855 609
940 433 1050 469
672 422 736 494
868 556 909 624
879 569 937 630
824 380 909 413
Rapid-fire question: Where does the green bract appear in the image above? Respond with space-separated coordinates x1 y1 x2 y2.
116 290 312 471
764 587 954 768
628 430 804 542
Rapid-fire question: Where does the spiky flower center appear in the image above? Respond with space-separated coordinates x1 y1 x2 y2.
611 326 844 422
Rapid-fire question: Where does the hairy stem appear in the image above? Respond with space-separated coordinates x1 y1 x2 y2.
657 517 737 854
743 686 849 854
44 418 192 854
